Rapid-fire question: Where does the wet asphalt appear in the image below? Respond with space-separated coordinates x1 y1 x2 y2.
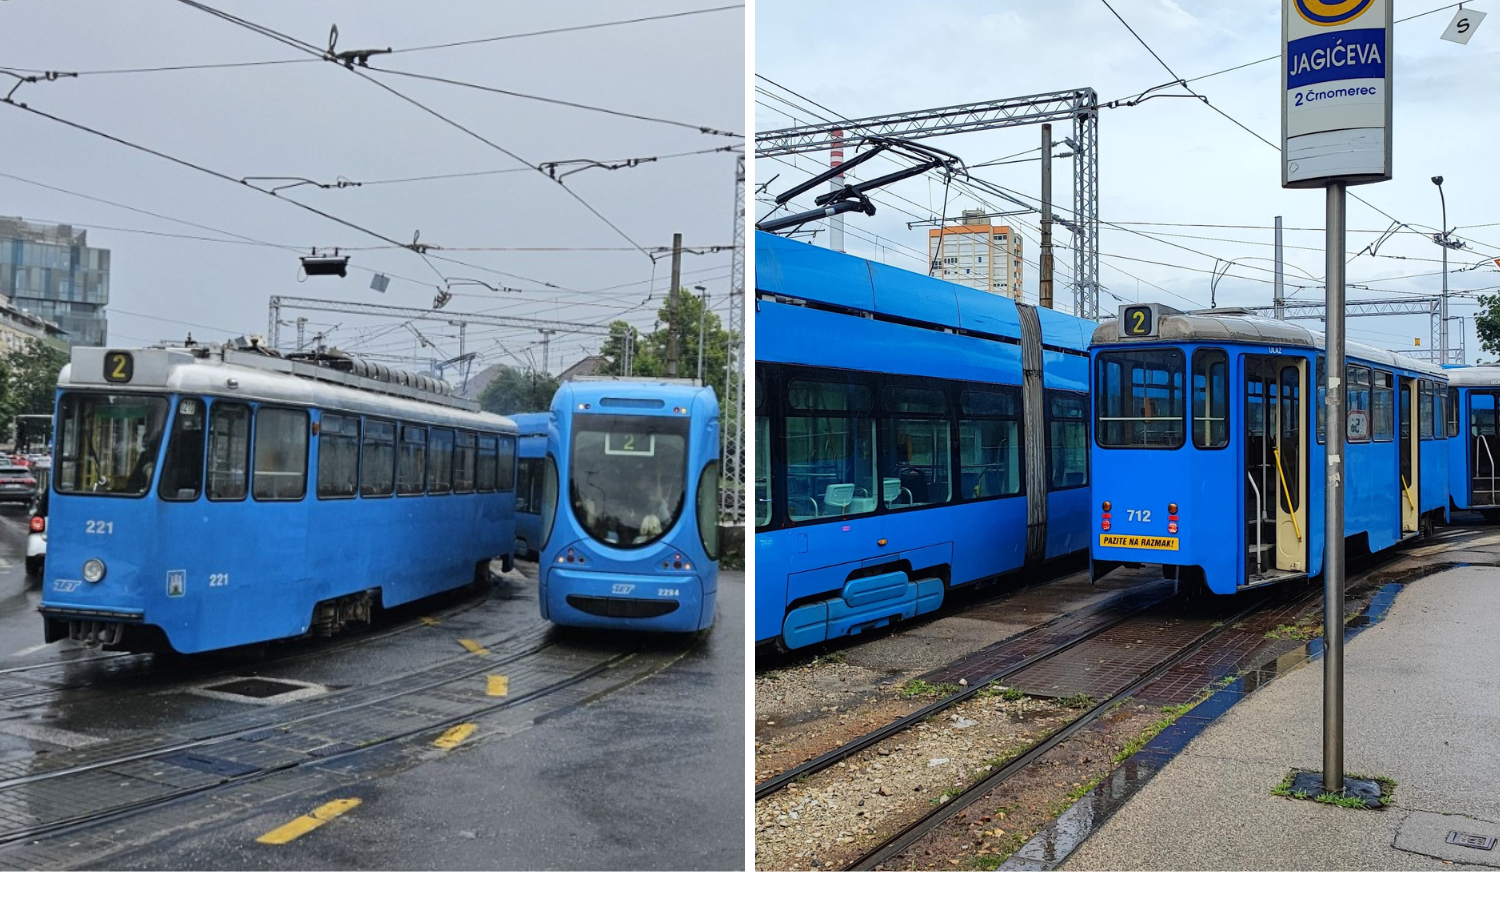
0 518 745 871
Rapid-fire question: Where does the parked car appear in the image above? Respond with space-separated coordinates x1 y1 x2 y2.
0 465 36 505
25 491 45 576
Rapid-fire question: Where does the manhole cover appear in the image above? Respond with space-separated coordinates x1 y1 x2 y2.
208 678 306 699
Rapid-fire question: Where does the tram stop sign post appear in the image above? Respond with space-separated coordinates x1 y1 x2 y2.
1282 0 1393 796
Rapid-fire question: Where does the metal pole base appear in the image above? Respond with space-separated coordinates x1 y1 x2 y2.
1283 770 1388 809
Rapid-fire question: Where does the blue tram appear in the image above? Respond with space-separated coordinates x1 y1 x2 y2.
755 232 1093 650
1446 364 1500 522
1089 305 1449 595
538 379 720 633
511 411 551 559
42 344 518 654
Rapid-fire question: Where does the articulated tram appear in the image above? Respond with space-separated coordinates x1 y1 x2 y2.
42 344 517 653
538 379 720 633
1089 305 1449 595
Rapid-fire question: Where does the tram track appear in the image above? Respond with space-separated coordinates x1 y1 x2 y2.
0 643 645 850
839 538 1464 871
0 588 495 705
755 528 1488 872
754 577 1175 800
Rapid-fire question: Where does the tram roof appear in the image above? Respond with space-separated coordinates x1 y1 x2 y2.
1445 364 1500 387
756 231 1091 351
59 345 516 431
1091 308 1447 378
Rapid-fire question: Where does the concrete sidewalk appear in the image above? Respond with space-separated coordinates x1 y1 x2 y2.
1058 564 1500 871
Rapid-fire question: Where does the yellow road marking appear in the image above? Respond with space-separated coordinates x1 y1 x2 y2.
458 638 490 656
420 616 440 626
487 675 509 697
433 723 477 750
256 798 361 845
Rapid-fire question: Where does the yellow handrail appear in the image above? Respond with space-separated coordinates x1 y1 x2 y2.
1273 446 1303 543
1401 476 1416 511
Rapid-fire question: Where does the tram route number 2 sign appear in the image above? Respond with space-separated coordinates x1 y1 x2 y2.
1099 534 1179 551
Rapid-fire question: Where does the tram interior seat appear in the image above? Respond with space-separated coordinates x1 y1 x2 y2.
824 482 854 514
898 469 927 505
883 477 911 508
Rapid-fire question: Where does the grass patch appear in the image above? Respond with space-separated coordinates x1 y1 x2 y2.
899 679 962 699
810 650 846 667
1266 613 1323 642
1047 774 1105 818
981 684 1027 701
1056 692 1093 709
1112 700 1198 764
930 786 963 805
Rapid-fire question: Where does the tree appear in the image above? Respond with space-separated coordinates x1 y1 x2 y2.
1476 293 1500 360
596 288 739 397
1 340 66 437
477 366 560 415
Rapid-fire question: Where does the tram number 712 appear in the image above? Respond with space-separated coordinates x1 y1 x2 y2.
1126 509 1151 522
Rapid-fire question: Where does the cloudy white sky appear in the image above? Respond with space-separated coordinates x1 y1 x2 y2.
1 0 744 377
754 0 1500 362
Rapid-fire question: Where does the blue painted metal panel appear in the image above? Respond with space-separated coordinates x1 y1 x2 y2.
955 284 1022 341
756 232 874 313
868 261 962 330
512 412 548 558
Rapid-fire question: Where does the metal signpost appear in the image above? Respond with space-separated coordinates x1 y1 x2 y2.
1282 0 1393 796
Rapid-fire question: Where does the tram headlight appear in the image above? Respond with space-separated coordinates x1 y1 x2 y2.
82 558 106 583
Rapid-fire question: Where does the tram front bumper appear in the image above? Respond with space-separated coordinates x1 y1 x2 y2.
543 568 708 632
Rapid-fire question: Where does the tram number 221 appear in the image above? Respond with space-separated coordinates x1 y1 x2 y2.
85 520 115 535
1126 509 1151 522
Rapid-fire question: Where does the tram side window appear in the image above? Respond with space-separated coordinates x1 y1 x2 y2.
497 435 516 492
398 424 427 495
1191 349 1229 450
361 419 396 497
1437 384 1449 439
252 407 308 501
784 379 876 522
317 413 360 499
158 396 207 501
755 373 770 527
516 457 541 511
1316 356 1326 444
453 431 476 493
476 435 498 492
959 388 1022 499
1346 365 1371 443
1372 371 1394 441
881 386 952 509
1448 387 1461 438
1095 349 1185 449
1419 381 1435 440
1046 391 1088 489
428 428 455 494
207 401 250 501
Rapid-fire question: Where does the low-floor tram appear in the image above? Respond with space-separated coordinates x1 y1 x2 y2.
755 232 1094 651
1445 364 1500 522
511 411 550 559
538 379 720 633
41 343 518 653
1089 305 1449 595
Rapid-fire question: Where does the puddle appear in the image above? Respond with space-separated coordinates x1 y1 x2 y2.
1000 580 1407 871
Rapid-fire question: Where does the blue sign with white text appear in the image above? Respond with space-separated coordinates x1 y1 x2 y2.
1286 28 1385 88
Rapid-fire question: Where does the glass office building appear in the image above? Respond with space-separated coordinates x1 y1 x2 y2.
0 217 110 346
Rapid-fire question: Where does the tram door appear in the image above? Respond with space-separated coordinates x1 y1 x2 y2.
1472 391 1499 506
1399 378 1419 534
1244 357 1308 580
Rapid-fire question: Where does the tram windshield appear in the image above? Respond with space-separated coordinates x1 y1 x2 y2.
55 392 169 497
569 413 689 548
1095 349 1186 449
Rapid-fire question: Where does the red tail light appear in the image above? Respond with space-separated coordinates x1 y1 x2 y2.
1168 522 1178 534
29 517 44 533
22 478 35 487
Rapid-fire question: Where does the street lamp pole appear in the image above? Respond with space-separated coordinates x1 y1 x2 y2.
695 285 709 385
1433 175 1449 365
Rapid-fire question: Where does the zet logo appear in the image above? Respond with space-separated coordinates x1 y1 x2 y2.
1295 0 1373 26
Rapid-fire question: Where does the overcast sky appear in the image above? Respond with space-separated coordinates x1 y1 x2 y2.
1 0 744 377
755 0 1500 362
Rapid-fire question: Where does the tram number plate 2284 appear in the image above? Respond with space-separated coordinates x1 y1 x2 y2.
1099 534 1179 551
